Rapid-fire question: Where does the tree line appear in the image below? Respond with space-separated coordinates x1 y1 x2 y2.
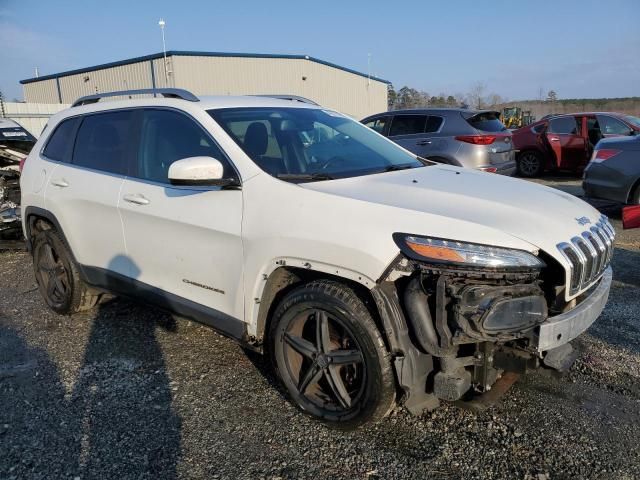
387 83 570 111
387 82 506 110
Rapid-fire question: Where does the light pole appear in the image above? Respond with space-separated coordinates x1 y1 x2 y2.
158 18 168 86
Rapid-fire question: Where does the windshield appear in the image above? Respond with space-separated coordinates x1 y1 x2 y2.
208 107 426 181
624 115 640 129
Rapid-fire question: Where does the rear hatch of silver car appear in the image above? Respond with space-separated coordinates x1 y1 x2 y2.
464 111 513 165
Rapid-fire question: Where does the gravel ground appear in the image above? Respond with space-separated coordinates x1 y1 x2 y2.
1 177 639 480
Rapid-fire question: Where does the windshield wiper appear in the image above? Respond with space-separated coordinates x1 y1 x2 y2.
276 172 335 182
382 163 418 172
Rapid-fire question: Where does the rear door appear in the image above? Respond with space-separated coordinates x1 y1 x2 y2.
118 108 244 319
43 111 131 276
545 116 587 170
387 114 430 156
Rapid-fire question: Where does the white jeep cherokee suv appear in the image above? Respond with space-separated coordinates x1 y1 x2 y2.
21 89 614 427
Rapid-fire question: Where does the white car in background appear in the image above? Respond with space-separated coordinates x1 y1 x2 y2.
20 89 613 427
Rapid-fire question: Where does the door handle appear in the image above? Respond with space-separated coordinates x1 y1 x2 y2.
123 194 150 205
549 137 560 142
416 140 432 146
51 178 69 188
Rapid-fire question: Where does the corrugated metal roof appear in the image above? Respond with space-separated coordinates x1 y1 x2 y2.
20 51 390 85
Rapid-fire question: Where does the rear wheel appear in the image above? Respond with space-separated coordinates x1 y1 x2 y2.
269 280 396 428
517 151 544 177
630 185 640 205
32 229 100 314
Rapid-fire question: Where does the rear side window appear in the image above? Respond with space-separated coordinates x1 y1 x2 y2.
73 111 134 175
425 116 444 133
597 115 632 135
43 117 81 162
548 117 579 135
389 115 427 136
136 109 229 183
465 112 506 132
364 117 388 135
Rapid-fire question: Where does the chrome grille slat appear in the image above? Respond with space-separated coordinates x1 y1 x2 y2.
556 215 615 296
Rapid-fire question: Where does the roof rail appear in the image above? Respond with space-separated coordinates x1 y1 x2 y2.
254 94 319 106
72 88 199 107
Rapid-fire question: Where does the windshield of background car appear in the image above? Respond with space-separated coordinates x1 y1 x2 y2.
208 107 425 181
0 126 37 154
624 115 640 129
464 112 507 133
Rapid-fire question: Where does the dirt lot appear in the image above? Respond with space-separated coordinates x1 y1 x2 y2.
1 177 639 480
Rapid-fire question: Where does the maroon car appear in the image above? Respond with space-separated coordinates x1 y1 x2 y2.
512 112 640 177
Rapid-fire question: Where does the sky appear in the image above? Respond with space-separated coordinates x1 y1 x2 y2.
0 0 638 102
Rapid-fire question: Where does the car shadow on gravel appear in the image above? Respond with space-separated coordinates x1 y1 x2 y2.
0 322 75 479
0 297 182 479
68 297 182 479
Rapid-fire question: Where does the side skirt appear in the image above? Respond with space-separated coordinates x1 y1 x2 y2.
81 266 251 347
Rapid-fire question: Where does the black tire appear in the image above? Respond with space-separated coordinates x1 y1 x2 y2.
269 280 396 428
32 229 100 315
517 150 545 178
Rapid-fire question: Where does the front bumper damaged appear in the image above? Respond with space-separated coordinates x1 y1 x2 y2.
534 267 612 353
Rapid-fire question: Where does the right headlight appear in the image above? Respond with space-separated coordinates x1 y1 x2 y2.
393 233 544 270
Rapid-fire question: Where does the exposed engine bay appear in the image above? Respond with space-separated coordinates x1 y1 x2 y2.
380 253 601 412
0 140 29 248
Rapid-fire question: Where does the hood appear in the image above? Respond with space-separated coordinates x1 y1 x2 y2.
302 165 602 259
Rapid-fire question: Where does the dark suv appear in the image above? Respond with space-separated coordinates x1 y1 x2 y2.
361 109 515 175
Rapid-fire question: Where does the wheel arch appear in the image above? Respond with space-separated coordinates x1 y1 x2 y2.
23 207 73 256
626 176 640 204
254 265 388 352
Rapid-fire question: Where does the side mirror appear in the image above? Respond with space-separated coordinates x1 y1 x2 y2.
168 156 239 187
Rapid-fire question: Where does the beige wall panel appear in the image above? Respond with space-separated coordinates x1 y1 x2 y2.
21 55 388 118
172 56 387 119
23 79 59 104
57 61 153 104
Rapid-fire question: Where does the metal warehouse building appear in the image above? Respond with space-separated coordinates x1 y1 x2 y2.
20 51 389 119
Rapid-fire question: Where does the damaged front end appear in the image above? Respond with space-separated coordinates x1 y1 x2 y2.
374 235 612 414
0 143 28 248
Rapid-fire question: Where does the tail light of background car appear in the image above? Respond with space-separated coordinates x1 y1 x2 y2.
590 149 621 164
455 135 511 145
19 157 27 172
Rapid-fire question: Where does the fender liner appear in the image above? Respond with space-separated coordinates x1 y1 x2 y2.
371 280 439 414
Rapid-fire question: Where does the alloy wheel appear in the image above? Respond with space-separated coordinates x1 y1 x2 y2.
519 152 541 176
36 240 70 306
281 309 366 412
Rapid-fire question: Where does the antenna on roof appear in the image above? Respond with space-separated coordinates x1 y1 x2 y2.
158 18 169 86
35 67 39 78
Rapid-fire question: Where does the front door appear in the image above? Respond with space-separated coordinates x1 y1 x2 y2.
545 116 587 171
118 108 244 319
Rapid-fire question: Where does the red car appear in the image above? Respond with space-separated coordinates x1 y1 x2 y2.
512 112 640 177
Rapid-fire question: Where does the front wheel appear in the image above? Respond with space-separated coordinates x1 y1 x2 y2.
517 151 545 177
269 280 396 428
